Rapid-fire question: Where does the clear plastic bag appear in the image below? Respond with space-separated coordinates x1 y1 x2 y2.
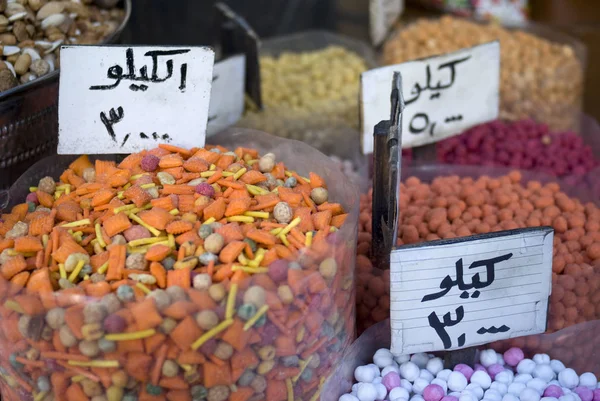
0 128 360 401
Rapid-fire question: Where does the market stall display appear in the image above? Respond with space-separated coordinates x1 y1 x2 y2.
382 16 584 132
0 130 359 401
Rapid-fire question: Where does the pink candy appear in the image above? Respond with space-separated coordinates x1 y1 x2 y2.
25 192 38 205
487 364 504 380
543 385 564 398
593 389 600 401
195 183 215 197
474 364 486 372
503 347 525 367
140 154 160 172
382 372 401 392
574 387 594 401
454 364 474 380
423 384 445 401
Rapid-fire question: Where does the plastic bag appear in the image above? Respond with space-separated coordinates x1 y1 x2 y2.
0 128 360 401
321 319 600 401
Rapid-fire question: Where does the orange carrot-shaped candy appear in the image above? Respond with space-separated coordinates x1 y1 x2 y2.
145 244 172 262
103 212 132 237
1 255 27 280
105 244 126 281
139 208 174 230
14 235 43 253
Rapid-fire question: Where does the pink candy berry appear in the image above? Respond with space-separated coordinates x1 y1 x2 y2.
195 183 215 197
544 385 564 398
268 260 288 283
141 154 160 172
123 225 152 242
103 314 126 333
592 389 600 401
382 372 401 391
423 384 445 401
474 364 486 372
487 364 504 380
503 347 525 367
575 387 594 401
26 192 38 205
454 364 474 380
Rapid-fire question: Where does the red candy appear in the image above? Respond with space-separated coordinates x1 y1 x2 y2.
140 154 160 172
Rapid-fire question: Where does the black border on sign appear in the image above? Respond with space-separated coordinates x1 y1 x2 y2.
393 226 553 251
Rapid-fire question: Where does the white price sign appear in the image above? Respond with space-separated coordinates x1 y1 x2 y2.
361 41 500 154
390 228 553 355
207 54 246 137
58 46 214 154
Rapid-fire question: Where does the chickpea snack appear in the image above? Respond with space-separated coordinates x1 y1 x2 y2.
0 129 360 401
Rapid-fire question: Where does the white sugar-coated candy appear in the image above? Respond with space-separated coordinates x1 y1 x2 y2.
340 395 360 401
355 366 376 383
527 378 547 395
375 383 387 400
508 383 526 396
438 370 453 381
431 378 449 394
353 383 360 393
563 389 571 394
550 361 566 374
541 398 559 401
383 365 400 377
400 362 421 382
533 354 551 365
450 392 462 398
558 369 579 389
490 382 508 395
448 372 469 392
460 392 477 401
533 364 555 382
400 379 413 392
410 395 425 401
517 359 537 375
357 383 378 401
559 394 577 401
520 388 542 401
548 380 560 387
515 374 534 384
480 350 498 367
466 383 484 400
396 355 411 364
374 349 395 368
484 389 502 401
389 387 410 401
495 371 513 385
502 393 519 401
373 377 382 385
411 353 431 369
571 393 582 401
471 371 492 389
497 354 506 366
579 373 597 388
427 358 445 375
367 364 381 377
420 369 435 382
413 378 430 394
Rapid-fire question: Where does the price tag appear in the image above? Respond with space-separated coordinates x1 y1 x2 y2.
390 227 553 355
370 0 405 46
207 54 246 137
58 45 215 155
361 41 500 154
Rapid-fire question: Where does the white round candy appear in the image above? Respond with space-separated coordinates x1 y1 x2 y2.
411 353 430 369
373 377 382 385
437 370 453 381
480 349 498 367
517 359 537 375
375 383 387 400
413 378 430 394
484 389 502 401
541 398 558 401
400 379 413 393
400 362 421 382
550 360 566 374
490 382 508 395
558 369 579 389
427 358 445 375
508 383 526 396
471 371 492 389
497 353 506 366
448 371 468 392
527 378 546 395
389 387 410 401
502 393 519 401
340 395 360 401
431 378 448 394
396 355 411 364
547 380 560 387
353 383 361 393
383 365 400 377
520 388 541 401
533 365 555 383
579 373 597 389
374 349 395 369
420 369 434 382
410 395 425 401
449 392 462 397
460 392 477 401
367 364 381 377
533 354 551 365
391 397 408 401
559 395 576 401
357 383 378 401
515 374 534 384
466 383 484 400
495 371 513 385
355 366 376 383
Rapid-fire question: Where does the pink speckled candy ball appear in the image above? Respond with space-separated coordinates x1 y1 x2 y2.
423 384 445 401
140 154 160 172
544 385 564 398
454 364 474 380
474 364 486 372
503 347 525 367
195 183 215 197
441 397 459 401
382 372 401 392
26 192 38 205
592 389 600 401
574 387 594 401
487 364 504 380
